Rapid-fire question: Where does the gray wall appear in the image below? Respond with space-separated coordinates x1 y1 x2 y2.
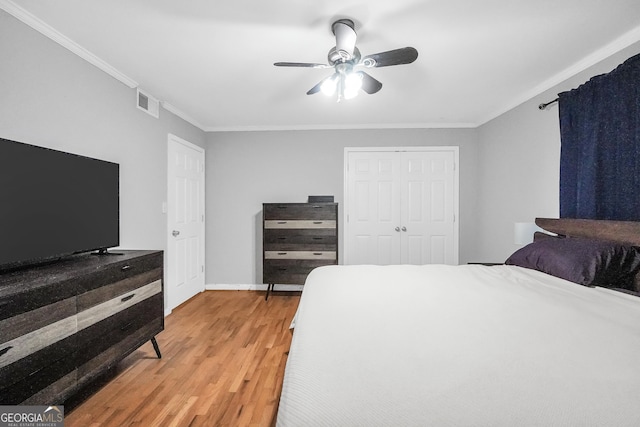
206 129 478 285
475 41 640 263
0 11 206 257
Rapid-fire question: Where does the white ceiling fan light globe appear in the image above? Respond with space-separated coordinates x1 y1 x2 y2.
321 76 338 96
343 72 363 99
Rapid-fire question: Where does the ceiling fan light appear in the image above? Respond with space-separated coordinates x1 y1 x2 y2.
344 72 363 95
321 76 338 96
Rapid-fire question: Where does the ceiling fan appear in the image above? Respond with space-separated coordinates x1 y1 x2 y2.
274 19 418 101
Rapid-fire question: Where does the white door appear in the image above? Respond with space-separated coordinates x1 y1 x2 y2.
345 151 402 265
400 150 457 264
167 134 205 311
345 147 458 265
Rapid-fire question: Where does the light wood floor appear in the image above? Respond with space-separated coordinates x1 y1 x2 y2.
65 290 300 427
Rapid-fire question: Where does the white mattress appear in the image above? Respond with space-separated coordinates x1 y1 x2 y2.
276 264 640 426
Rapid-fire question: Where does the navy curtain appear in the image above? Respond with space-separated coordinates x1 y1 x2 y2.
558 52 640 220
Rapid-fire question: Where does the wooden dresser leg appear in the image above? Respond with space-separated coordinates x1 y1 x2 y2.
151 337 162 359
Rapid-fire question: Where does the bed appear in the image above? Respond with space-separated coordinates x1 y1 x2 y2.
276 218 640 426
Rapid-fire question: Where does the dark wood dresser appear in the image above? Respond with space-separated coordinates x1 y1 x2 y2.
263 203 338 299
0 250 163 405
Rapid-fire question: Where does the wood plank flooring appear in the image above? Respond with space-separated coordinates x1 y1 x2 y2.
65 290 300 427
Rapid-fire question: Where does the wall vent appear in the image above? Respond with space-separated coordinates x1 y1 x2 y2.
137 88 159 118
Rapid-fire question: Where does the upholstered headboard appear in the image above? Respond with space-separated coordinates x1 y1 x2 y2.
534 218 640 292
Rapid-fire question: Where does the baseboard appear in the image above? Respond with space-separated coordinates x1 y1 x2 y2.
205 284 304 291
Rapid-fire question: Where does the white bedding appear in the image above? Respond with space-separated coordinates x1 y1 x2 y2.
276 264 640 426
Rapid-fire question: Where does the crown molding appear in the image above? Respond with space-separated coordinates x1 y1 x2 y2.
161 102 206 131
1 0 138 88
203 121 478 132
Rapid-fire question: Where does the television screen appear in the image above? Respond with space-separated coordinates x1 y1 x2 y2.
0 138 119 269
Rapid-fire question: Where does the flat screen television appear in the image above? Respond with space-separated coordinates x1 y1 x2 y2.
0 137 119 270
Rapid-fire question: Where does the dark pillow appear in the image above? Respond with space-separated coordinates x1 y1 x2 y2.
505 237 640 288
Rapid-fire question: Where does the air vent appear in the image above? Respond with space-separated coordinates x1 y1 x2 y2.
136 88 159 118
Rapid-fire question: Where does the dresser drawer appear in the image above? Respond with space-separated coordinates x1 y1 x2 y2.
0 278 77 322
77 268 162 312
77 317 163 390
264 229 336 251
0 297 76 354
264 219 336 229
265 251 336 260
0 312 77 371
0 335 77 404
264 203 337 220
1 346 77 405
77 280 162 331
75 251 163 295
264 260 334 284
75 295 162 366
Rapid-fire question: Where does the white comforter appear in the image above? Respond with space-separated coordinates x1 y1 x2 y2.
277 264 640 427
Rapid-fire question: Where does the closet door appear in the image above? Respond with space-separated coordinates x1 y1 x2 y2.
345 151 402 265
345 148 458 265
400 151 456 264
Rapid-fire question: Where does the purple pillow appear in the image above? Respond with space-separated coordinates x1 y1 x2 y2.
505 237 640 288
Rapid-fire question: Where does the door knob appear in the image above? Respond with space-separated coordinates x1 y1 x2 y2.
401 226 407 232
395 227 400 232
172 230 180 237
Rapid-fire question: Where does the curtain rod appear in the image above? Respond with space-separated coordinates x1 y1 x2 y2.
538 98 559 110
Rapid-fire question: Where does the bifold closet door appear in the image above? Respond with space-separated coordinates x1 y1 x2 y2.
345 149 457 265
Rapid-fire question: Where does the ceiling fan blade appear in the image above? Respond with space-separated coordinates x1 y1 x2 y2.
362 47 418 68
332 19 357 59
307 81 324 95
274 62 332 69
358 72 383 94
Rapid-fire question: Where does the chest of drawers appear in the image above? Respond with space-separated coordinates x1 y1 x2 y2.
263 203 338 299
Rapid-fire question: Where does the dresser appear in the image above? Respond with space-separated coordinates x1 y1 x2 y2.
263 203 338 299
0 250 163 405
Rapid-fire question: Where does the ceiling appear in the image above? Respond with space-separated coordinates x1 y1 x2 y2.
4 0 640 131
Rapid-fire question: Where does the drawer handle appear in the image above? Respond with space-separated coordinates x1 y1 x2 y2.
313 252 323 256
313 221 323 224
277 221 287 224
312 237 323 240
277 206 288 209
277 237 287 240
121 265 132 272
278 268 288 271
312 205 323 208
120 322 134 332
0 346 12 357
121 294 135 302
277 252 287 255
